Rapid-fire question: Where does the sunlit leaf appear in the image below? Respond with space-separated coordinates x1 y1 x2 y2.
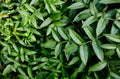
69 29 84 45
89 61 107 71
68 2 85 9
104 34 120 43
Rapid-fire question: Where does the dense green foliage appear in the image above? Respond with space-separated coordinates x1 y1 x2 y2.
0 0 120 79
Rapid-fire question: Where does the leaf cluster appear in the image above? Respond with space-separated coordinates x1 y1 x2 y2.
0 0 120 79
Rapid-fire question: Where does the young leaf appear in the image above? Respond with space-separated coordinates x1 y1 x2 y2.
57 27 68 40
54 43 62 57
79 45 88 65
52 29 61 42
68 2 85 9
89 61 107 72
104 34 120 43
82 16 97 28
68 57 79 65
101 44 116 49
92 40 104 61
96 17 108 36
69 29 84 45
83 26 95 40
3 65 11 75
40 17 52 29
99 0 120 4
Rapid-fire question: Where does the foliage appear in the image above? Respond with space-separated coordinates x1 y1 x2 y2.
0 0 120 79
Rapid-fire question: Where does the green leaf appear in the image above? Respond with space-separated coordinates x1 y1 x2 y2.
73 9 91 22
54 22 67 27
26 51 37 55
18 10 30 17
30 0 38 5
68 2 85 9
116 47 120 58
90 2 98 15
46 24 54 36
78 63 85 72
99 0 120 4
111 24 118 34
69 29 84 45
96 17 108 36
82 16 97 28
50 4 57 12
89 61 107 72
110 72 120 79
114 20 120 29
34 10 44 21
24 4 34 12
52 29 61 42
50 13 61 21
30 15 37 28
18 74 29 79
92 40 104 61
104 34 120 43
54 43 62 57
57 27 68 40
3 65 11 75
64 43 78 61
79 45 88 65
70 71 78 79
12 44 19 52
68 57 79 65
27 67 33 78
105 49 115 57
18 67 26 76
43 40 56 48
54 1 65 5
101 44 116 49
83 26 95 40
46 3 51 13
40 17 52 29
